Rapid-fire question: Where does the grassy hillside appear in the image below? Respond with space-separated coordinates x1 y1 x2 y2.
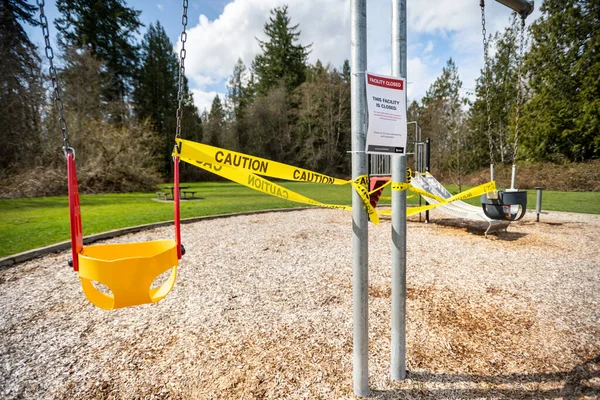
449 160 600 192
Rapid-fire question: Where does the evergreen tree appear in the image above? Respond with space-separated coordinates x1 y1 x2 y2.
206 95 225 148
134 21 179 174
341 59 351 83
55 0 142 104
59 48 107 158
296 61 351 175
420 58 469 181
407 100 421 123
521 0 600 161
177 76 203 181
468 15 521 168
0 0 42 169
252 5 311 95
227 58 250 151
245 84 291 162
180 76 203 146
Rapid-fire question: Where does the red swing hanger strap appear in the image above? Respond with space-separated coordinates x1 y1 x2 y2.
173 145 182 260
67 147 184 268
173 0 188 260
66 149 83 271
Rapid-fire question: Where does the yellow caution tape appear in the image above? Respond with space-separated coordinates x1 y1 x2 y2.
367 178 392 195
351 175 379 224
391 182 410 192
400 184 447 203
175 143 380 223
379 181 496 217
180 154 350 210
174 139 494 224
177 139 349 185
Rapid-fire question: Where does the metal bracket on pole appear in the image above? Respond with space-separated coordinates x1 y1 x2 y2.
495 0 534 18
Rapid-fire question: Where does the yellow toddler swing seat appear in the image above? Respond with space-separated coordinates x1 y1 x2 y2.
67 152 183 310
78 240 179 310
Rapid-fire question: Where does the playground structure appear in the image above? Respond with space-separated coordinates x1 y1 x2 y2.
369 127 512 236
351 0 535 395
26 0 564 398
411 173 510 236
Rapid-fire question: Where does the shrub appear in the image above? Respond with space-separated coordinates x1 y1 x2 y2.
0 119 163 197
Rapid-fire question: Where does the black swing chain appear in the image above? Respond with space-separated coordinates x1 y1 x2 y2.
175 0 189 143
37 0 72 155
513 16 526 165
480 0 494 169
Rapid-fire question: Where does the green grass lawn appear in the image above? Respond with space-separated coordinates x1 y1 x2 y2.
1 181 598 258
445 185 600 214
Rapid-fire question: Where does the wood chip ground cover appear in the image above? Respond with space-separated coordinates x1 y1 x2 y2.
1 209 598 399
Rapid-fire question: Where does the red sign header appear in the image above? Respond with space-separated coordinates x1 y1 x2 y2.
367 74 404 90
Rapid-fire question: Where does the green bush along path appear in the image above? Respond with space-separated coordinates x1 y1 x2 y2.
1 182 598 258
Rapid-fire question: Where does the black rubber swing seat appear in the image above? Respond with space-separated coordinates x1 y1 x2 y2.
481 190 528 221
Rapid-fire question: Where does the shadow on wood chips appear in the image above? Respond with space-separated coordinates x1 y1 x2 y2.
336 282 599 400
414 217 530 240
373 355 600 399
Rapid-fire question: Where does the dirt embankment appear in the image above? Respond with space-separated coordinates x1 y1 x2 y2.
449 160 600 192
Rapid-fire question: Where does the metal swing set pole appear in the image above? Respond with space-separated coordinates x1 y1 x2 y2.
351 0 409 392
391 0 407 382
350 0 369 396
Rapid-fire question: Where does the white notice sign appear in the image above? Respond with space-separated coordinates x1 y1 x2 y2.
365 72 408 154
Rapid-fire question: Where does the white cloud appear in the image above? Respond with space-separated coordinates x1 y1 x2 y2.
183 2 270 81
191 89 225 115
157 3 164 11
183 0 542 105
183 0 350 83
423 40 434 54
407 57 434 102
191 74 217 88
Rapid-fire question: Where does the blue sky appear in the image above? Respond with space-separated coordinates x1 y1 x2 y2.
26 0 541 113
26 0 228 61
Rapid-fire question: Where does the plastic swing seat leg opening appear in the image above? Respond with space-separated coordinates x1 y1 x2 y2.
481 190 528 221
77 240 179 310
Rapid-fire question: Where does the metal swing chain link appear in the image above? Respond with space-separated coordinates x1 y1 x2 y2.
513 16 526 165
480 0 494 168
37 0 71 154
175 0 189 140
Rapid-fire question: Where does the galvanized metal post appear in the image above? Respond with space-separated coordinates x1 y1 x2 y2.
407 121 418 173
391 0 407 382
510 164 517 190
425 138 431 223
535 187 543 222
351 0 369 396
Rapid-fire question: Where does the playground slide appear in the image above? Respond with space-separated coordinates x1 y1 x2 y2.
411 173 510 235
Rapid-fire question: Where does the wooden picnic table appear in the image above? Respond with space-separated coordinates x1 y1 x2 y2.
165 185 190 199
